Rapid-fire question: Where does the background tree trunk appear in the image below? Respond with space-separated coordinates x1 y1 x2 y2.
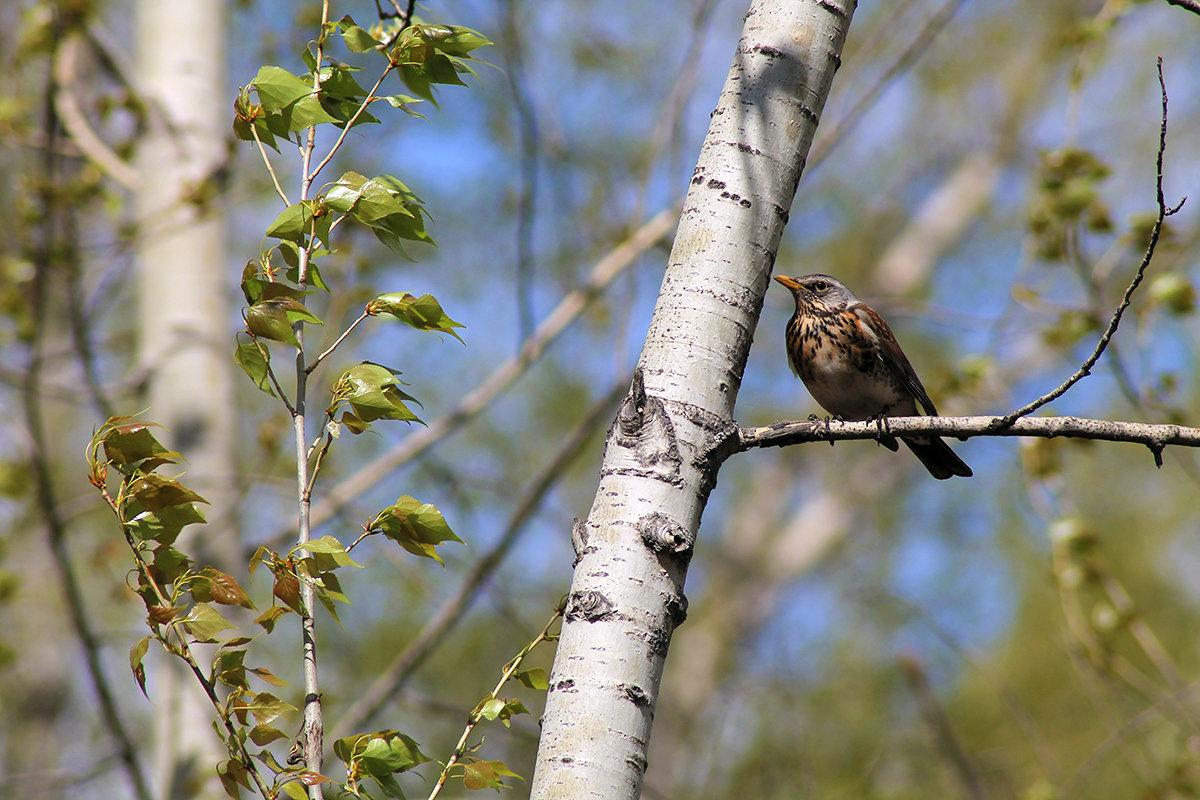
529 1 857 797
134 2 235 796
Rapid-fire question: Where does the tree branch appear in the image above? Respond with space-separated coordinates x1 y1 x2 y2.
738 415 1200 467
992 58 1185 429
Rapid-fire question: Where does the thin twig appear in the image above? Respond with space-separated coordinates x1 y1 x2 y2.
993 59 1186 430
251 123 291 205
426 608 563 800
808 0 967 171
307 311 370 374
52 34 140 189
307 67 394 186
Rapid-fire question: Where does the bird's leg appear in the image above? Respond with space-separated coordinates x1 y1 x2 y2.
823 414 843 447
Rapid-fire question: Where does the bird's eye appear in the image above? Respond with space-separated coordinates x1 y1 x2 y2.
813 280 828 291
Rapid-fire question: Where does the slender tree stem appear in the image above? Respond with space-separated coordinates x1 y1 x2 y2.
428 610 562 800
292 5 331 795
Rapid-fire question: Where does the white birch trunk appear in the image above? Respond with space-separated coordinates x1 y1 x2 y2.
529 1 856 797
135 2 235 796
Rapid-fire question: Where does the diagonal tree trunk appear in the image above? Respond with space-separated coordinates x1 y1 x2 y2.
530 1 857 797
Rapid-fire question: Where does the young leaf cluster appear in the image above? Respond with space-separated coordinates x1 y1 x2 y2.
88 418 298 798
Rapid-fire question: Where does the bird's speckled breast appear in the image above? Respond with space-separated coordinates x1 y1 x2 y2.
785 305 915 419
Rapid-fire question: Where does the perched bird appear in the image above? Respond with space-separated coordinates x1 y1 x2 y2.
773 273 971 480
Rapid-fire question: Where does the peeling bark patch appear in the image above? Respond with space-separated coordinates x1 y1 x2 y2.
615 368 682 482
637 512 693 555
645 625 672 657
571 518 588 562
753 44 786 60
567 590 615 622
625 752 648 776
798 104 820 124
817 0 851 20
665 592 689 628
621 683 652 708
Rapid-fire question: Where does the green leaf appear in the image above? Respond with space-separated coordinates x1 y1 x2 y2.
360 731 431 776
247 666 289 687
130 636 151 698
242 692 297 725
474 697 530 728
279 780 309 800
252 65 313 112
366 292 465 342
293 535 361 569
324 172 435 254
367 495 463 564
245 298 323 348
248 724 287 746
515 667 549 690
463 759 523 791
127 502 207 545
234 335 275 396
191 567 255 609
424 25 493 57
383 94 427 118
127 474 208 512
287 93 344 131
478 697 505 720
320 64 369 101
213 647 249 689
217 758 252 797
178 602 237 643
265 202 314 244
255 605 290 633
332 362 423 429
149 545 192 584
340 22 381 52
100 421 178 474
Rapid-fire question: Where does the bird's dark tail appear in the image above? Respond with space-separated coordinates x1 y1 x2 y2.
902 436 972 480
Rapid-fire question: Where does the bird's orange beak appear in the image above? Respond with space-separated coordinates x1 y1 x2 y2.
773 274 802 290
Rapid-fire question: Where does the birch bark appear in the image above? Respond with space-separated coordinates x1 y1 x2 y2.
135 2 235 795
530 1 857 798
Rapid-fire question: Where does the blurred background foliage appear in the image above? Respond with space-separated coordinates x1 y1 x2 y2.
2 0 1200 798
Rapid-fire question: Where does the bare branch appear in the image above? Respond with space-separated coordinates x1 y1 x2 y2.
738 415 1200 467
808 0 967 170
53 34 140 189
993 59 1186 429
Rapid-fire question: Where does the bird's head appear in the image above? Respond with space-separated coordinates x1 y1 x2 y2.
773 273 857 312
